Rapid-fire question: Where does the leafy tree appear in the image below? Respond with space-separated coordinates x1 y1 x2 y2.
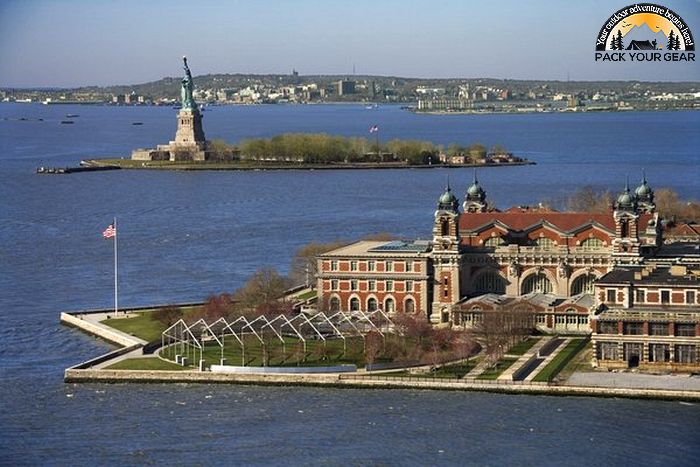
231 267 293 317
289 241 349 288
151 305 183 326
610 36 619 51
567 186 613 213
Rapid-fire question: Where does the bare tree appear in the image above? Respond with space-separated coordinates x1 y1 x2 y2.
471 309 535 367
289 241 348 288
364 331 383 368
151 305 183 326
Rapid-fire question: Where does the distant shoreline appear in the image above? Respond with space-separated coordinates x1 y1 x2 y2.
82 158 536 172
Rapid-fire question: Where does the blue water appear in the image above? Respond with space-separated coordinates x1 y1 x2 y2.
0 103 699 466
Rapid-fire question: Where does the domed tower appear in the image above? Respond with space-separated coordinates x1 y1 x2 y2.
612 178 642 259
431 181 461 324
634 170 655 213
433 180 460 252
463 171 487 213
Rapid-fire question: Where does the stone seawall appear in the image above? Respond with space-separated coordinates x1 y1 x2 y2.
63 369 700 401
60 312 145 348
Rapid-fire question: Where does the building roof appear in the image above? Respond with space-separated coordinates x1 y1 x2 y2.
596 266 700 287
457 292 594 310
319 240 431 258
459 211 623 234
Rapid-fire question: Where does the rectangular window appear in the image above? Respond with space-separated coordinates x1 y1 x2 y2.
350 260 358 272
649 344 670 363
386 261 393 272
635 289 645 304
675 324 696 337
623 322 644 335
597 342 618 360
607 289 616 303
578 316 588 325
443 289 448 298
368 260 375 272
686 290 696 305
331 260 338 271
555 315 565 324
331 280 338 291
350 280 358 291
536 314 547 324
649 323 669 336
406 280 413 292
386 280 393 292
674 345 697 364
368 280 376 292
598 321 618 334
661 290 670 304
405 261 412 272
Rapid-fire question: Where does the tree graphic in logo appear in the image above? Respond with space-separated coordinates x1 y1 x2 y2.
596 4 695 51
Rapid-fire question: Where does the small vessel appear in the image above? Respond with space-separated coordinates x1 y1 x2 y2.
60 120 74 124
66 114 79 118
132 122 144 125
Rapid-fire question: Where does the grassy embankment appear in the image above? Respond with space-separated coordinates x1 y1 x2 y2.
105 358 187 371
100 306 201 342
532 339 588 383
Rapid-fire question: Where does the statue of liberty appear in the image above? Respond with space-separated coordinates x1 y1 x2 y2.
181 56 196 110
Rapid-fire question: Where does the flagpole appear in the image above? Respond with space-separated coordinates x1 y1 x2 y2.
114 217 118 316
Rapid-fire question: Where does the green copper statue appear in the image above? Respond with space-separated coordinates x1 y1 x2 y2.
181 56 196 110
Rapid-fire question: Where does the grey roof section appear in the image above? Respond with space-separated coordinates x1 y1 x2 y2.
368 240 431 253
655 242 700 259
458 292 593 309
597 267 700 287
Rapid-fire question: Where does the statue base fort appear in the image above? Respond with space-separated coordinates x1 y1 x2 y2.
132 108 212 162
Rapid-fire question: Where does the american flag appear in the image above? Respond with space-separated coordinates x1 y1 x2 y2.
369 125 379 133
103 224 116 239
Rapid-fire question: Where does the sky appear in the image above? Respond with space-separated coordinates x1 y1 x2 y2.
0 0 699 87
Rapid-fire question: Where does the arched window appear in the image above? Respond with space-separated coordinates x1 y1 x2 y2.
405 298 415 314
474 271 506 294
620 221 629 238
385 298 395 313
350 297 360 311
329 297 340 312
441 219 449 236
580 238 604 251
521 273 553 294
571 273 596 295
484 237 503 247
534 237 555 250
367 297 377 312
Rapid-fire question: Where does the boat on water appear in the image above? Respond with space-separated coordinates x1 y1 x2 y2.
132 122 144 125
65 114 79 118
60 120 74 124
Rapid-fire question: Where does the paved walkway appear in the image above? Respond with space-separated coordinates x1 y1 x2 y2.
498 337 554 381
566 371 700 391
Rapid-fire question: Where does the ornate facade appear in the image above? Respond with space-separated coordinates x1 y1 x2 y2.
315 173 699 370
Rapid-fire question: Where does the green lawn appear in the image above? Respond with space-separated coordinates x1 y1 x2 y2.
295 290 316 301
476 357 518 380
160 335 370 369
532 339 587 383
507 338 541 356
100 306 202 342
105 357 187 371
430 360 479 379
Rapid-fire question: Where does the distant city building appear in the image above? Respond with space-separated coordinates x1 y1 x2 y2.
335 80 356 96
417 99 472 111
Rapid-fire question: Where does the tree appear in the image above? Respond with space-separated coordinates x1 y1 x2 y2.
364 330 383 368
289 241 349 288
655 188 700 223
616 30 624 50
231 267 293 317
151 305 183 326
667 30 675 50
567 186 612 213
610 36 618 50
471 309 535 368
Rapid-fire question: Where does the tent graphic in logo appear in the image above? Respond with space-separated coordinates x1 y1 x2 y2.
596 4 694 51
